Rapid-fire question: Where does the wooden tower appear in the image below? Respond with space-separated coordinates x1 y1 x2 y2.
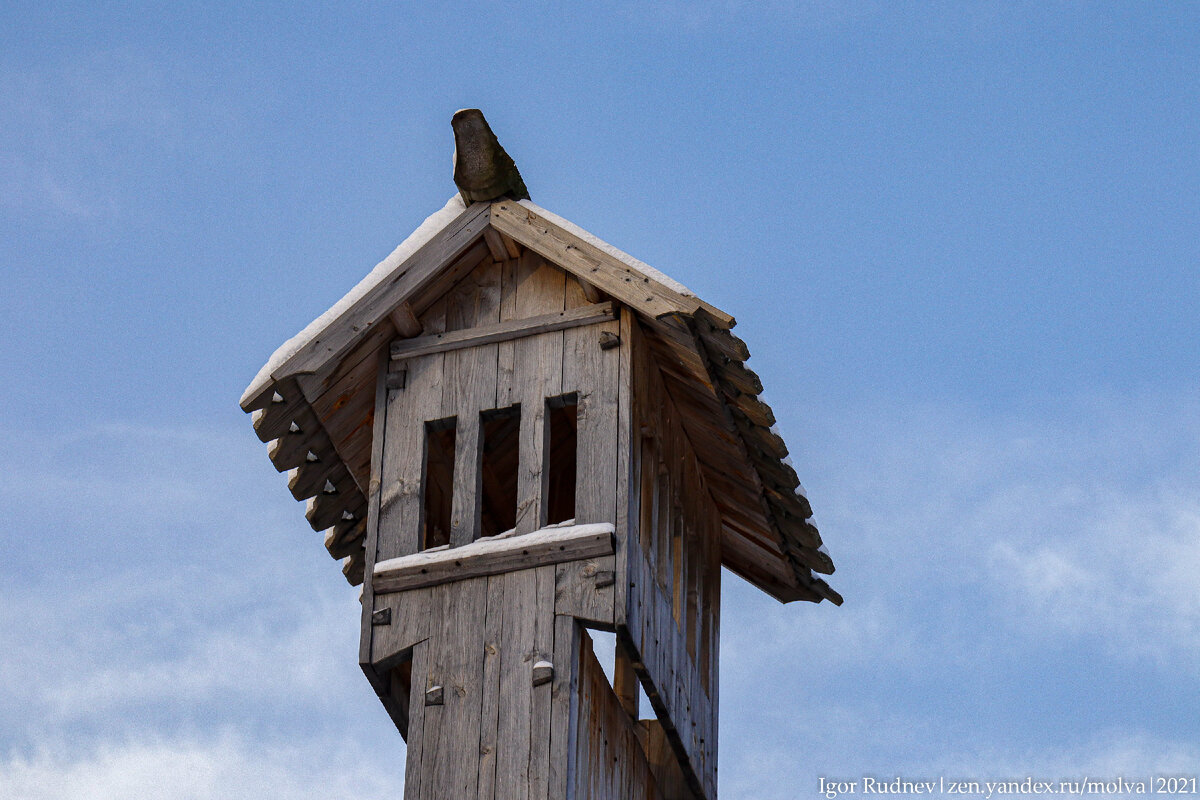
241 112 840 800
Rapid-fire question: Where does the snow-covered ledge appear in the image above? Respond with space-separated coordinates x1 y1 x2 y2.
372 522 615 594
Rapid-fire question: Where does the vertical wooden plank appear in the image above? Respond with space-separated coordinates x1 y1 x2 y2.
403 639 430 800
527 564 556 800
614 639 639 719
378 300 447 560
494 569 536 800
511 253 566 535
449 414 483 546
443 263 501 547
563 318 620 527
615 305 634 631
548 614 580 800
496 258 518 408
420 578 489 800
655 463 672 593
360 347 391 675
706 527 721 800
476 575 505 800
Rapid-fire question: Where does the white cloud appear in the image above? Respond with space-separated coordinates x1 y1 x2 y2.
4 394 1197 800
715 391 1200 795
0 733 404 800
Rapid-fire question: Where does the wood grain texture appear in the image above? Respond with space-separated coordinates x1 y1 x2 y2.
507 253 567 535
372 523 616 594
553 555 616 627
489 200 732 328
419 577 489 800
390 302 615 361
572 629 663 800
404 640 430 799
476 574 505 800
442 261 502 548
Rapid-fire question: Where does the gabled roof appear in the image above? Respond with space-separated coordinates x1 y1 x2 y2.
242 196 840 605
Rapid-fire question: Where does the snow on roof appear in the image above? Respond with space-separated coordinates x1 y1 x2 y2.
516 199 699 300
241 195 468 407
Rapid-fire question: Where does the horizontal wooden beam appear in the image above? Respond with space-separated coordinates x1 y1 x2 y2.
372 522 615 594
390 302 616 362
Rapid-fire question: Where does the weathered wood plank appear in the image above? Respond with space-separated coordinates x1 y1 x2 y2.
490 200 724 326
495 258 518 409
614 303 636 634
509 252 567 534
369 586 432 671
373 523 616 594
573 629 663 800
483 227 509 262
498 230 522 260
377 350 445 561
528 565 556 800
494 567 546 800
287 456 351 502
389 301 423 338
614 638 639 720
251 380 308 442
548 614 579 800
562 314 620 529
476 574 505 800
325 516 366 560
553 554 616 627
390 301 615 361
265 405 325 471
404 640 430 798
420 577 488 800
442 261 501 547
304 472 361 531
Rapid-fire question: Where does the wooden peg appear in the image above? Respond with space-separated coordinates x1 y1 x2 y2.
532 661 554 687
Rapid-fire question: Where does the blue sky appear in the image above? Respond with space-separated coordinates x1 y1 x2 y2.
2 3 1198 798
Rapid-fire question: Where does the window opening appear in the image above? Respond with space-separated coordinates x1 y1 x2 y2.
421 417 456 550
480 405 521 538
545 394 578 526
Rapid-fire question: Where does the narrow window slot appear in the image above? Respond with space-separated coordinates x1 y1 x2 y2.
480 405 521 538
545 394 578 526
421 417 456 550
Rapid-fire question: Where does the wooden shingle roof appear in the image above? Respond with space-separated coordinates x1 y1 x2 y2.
241 196 840 605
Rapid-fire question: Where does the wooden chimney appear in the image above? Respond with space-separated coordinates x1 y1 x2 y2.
241 117 839 800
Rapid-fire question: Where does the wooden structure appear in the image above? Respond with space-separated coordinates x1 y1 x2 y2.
241 128 840 799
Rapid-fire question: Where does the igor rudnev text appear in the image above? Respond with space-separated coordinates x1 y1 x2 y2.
818 775 1198 798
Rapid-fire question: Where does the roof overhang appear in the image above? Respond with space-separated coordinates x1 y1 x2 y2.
242 196 840 605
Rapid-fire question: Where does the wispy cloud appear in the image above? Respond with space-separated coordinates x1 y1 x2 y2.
718 391 1200 794
0 732 405 800
0 51 181 223
3 393 1196 798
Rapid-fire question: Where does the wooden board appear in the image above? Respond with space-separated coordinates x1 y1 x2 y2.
390 302 615 361
417 577 489 799
442 261 502 547
372 523 616 594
